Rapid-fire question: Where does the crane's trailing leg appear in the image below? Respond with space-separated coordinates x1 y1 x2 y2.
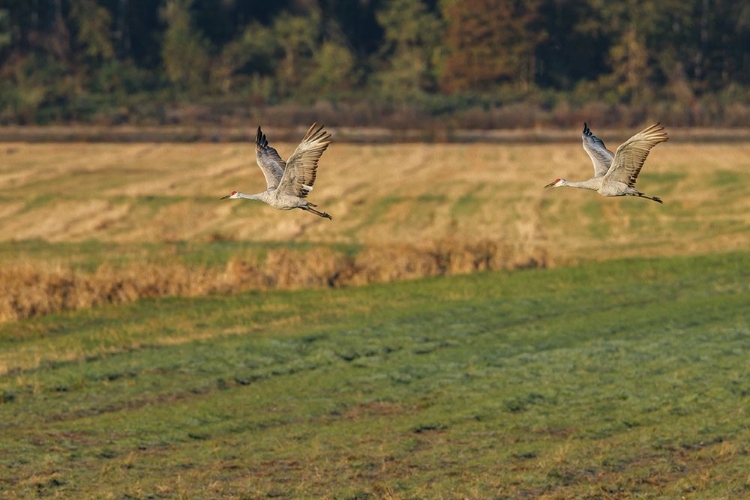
635 192 663 204
300 206 333 220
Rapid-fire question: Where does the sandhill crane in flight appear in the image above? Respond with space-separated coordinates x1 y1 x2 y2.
221 123 333 219
545 123 668 203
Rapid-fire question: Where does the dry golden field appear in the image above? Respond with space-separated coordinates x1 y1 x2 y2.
2 135 748 253
1 132 749 320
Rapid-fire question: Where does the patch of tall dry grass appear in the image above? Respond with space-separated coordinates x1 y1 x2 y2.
0 240 546 322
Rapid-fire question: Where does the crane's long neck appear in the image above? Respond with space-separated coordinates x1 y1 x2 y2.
236 191 265 201
560 178 600 191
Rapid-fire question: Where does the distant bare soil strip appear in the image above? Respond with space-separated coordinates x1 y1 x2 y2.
0 240 546 322
2 125 750 143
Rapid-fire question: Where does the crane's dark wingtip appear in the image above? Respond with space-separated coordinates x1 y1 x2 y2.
308 122 325 136
582 122 591 135
256 126 268 148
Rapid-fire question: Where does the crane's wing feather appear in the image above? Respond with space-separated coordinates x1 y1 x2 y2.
277 123 331 198
255 127 286 190
582 123 614 177
603 123 668 187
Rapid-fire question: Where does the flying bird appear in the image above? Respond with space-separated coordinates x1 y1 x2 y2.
221 123 333 219
545 123 668 203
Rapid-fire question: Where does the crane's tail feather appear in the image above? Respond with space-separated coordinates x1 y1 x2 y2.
301 206 333 220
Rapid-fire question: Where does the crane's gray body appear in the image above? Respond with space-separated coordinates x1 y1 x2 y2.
546 123 668 203
222 123 333 219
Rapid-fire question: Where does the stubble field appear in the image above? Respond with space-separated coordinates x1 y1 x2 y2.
1 134 748 252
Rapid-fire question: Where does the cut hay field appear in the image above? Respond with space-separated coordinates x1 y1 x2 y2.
0 252 748 499
1 137 748 254
0 136 748 320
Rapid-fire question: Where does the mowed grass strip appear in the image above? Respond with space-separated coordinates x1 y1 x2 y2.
0 252 749 499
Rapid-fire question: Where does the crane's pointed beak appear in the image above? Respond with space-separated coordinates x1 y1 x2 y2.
544 181 556 188
220 194 230 199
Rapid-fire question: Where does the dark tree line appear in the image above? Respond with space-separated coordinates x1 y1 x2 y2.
1 0 749 127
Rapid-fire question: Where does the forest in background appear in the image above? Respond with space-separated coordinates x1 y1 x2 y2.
1 0 749 129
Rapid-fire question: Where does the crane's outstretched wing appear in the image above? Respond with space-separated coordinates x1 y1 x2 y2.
603 123 668 188
277 123 332 198
256 127 286 190
582 123 614 177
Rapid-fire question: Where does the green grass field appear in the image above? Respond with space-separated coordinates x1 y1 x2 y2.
2 251 748 499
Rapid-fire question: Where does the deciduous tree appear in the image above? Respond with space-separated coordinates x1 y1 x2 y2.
441 0 545 93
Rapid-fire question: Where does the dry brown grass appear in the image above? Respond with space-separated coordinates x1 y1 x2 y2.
1 136 748 321
0 240 546 322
